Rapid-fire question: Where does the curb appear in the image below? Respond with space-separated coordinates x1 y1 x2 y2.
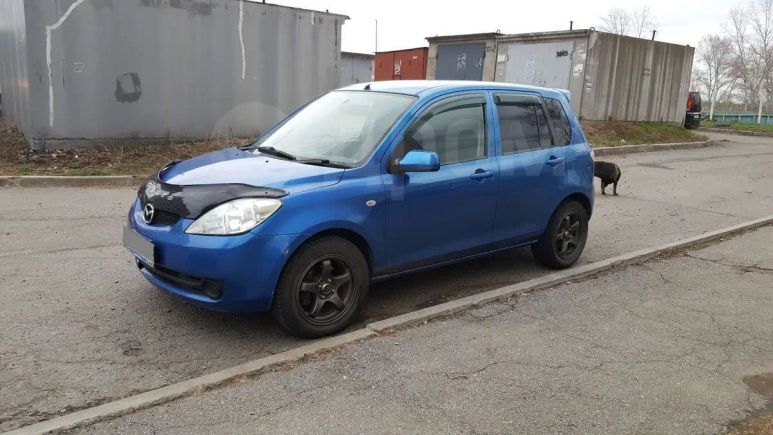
697 127 773 137
8 215 773 434
0 175 141 188
593 140 712 156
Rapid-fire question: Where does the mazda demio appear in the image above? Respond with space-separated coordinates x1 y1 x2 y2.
123 81 594 337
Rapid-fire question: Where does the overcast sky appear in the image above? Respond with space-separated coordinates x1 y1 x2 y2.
267 0 733 53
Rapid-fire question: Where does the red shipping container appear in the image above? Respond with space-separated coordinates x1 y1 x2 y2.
374 47 428 81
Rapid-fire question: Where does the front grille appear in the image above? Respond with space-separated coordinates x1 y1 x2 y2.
138 261 224 300
153 209 181 225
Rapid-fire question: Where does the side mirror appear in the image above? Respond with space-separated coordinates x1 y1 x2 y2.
391 150 440 174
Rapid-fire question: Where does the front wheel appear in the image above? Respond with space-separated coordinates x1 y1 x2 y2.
531 200 589 269
271 236 369 338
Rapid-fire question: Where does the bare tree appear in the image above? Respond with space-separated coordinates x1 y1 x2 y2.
599 8 631 36
695 35 736 119
631 6 656 39
727 0 773 123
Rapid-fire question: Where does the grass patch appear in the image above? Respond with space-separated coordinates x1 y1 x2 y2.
702 119 773 133
0 120 251 177
581 121 707 147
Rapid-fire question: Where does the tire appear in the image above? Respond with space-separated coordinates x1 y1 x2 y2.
531 200 589 269
271 236 369 338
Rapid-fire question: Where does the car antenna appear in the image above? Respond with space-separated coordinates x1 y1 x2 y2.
364 83 371 91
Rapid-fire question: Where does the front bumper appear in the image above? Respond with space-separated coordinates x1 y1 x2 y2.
126 199 299 312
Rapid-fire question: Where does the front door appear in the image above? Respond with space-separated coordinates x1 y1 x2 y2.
381 94 499 272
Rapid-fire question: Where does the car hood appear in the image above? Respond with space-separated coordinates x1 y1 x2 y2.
161 148 345 194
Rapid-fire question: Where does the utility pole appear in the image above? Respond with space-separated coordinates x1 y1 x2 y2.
570 21 573 30
652 30 657 40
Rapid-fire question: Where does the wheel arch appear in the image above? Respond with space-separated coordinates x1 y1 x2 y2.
560 192 593 218
290 228 375 276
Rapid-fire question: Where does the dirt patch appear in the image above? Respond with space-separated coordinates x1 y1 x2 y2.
743 372 773 401
0 120 250 177
582 121 707 147
728 413 773 435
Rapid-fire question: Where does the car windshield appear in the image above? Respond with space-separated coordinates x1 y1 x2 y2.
252 91 416 166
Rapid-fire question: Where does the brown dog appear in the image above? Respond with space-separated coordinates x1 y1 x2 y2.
594 161 621 196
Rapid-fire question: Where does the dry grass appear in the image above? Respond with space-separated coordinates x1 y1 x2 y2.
581 121 707 147
1 119 707 176
0 120 250 177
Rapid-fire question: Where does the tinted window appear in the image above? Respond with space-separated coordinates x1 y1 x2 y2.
496 101 551 154
544 98 572 146
396 95 487 165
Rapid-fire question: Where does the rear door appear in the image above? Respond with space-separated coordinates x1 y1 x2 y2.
492 92 566 245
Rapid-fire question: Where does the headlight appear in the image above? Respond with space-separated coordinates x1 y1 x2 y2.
185 198 281 235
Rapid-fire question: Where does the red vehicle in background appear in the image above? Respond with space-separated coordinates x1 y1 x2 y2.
684 92 702 129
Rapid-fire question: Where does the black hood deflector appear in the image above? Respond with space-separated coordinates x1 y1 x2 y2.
138 171 287 219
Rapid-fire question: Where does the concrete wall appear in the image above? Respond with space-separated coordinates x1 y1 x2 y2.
2 0 346 149
580 32 694 123
0 0 32 143
340 52 373 86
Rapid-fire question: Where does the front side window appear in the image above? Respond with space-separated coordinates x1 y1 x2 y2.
495 95 552 154
393 95 487 165
254 91 416 166
544 98 572 146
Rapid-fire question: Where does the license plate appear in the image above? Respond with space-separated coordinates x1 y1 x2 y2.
123 227 155 268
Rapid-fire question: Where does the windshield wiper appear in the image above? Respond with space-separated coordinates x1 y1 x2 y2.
256 146 296 161
297 159 350 169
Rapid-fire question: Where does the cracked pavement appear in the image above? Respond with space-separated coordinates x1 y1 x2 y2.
76 225 773 434
2 132 773 431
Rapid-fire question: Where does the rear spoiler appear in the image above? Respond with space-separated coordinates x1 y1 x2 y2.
555 89 571 103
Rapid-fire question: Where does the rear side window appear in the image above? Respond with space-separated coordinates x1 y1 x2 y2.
544 98 572 146
495 95 551 154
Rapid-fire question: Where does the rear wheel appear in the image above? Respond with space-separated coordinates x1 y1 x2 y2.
531 200 588 269
271 236 369 338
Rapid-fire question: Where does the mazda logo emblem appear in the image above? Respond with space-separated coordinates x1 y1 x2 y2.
142 203 155 224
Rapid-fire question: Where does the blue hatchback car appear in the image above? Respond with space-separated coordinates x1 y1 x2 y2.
124 81 594 337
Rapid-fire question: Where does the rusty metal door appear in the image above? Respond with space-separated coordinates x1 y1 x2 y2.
436 43 485 80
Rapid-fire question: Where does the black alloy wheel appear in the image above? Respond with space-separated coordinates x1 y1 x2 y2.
272 236 369 338
297 256 356 326
532 200 589 269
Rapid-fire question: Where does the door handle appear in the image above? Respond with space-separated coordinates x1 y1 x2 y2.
546 156 565 166
470 169 495 181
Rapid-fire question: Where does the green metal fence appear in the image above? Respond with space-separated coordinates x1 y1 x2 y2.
705 113 773 125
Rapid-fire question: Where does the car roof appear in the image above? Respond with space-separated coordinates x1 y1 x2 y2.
337 80 569 101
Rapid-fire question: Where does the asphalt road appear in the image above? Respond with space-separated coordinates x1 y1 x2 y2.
75 225 773 434
1 132 772 431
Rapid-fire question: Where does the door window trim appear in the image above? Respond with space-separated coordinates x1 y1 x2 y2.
388 92 490 168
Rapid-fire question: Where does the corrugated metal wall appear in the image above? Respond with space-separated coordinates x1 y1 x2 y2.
0 0 32 143
340 52 373 86
2 0 345 149
580 32 694 123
